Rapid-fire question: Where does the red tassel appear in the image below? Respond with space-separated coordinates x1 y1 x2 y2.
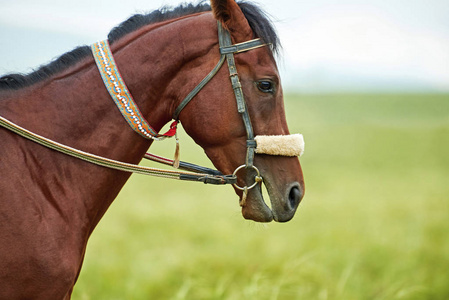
162 120 178 137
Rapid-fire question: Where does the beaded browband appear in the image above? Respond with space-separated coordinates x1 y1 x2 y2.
91 40 178 141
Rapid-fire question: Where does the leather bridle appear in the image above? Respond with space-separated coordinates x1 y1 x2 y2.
173 21 267 192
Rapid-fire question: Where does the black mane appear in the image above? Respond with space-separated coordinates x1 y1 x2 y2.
0 1 280 91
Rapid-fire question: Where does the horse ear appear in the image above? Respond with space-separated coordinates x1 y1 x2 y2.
211 0 252 42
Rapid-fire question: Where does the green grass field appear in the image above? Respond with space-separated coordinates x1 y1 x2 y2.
73 94 449 300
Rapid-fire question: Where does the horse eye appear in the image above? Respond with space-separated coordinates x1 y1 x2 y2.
257 80 274 93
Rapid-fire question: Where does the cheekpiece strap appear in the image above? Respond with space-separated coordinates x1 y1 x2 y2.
92 40 177 140
218 22 257 167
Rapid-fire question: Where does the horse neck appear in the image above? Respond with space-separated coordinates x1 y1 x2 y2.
0 13 217 231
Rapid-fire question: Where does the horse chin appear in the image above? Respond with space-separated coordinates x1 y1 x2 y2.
240 179 302 223
241 185 274 222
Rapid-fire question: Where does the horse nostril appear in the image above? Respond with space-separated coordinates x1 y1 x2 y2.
288 186 302 209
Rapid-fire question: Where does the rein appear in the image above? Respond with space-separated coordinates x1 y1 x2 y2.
0 116 235 184
0 21 304 190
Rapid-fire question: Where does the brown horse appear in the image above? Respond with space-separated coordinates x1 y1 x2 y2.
0 0 304 298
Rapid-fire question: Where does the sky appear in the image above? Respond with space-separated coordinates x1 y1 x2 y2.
1 0 448 93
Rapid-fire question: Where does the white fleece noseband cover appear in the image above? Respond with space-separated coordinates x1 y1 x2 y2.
254 134 304 157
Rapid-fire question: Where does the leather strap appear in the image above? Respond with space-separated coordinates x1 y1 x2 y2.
217 22 257 167
220 38 265 55
173 55 226 120
144 153 223 176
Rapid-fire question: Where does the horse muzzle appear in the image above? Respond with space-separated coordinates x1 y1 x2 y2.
234 133 305 222
240 174 304 223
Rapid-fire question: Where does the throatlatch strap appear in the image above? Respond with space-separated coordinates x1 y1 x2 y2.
92 40 177 140
172 24 265 122
173 55 226 120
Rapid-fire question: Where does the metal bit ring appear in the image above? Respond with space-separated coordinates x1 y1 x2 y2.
232 164 263 191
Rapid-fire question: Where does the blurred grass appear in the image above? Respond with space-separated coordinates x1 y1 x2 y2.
73 94 449 300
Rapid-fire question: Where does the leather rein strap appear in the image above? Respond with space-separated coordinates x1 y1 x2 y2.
0 115 235 185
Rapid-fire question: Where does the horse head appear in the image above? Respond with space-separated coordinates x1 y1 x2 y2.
175 0 305 222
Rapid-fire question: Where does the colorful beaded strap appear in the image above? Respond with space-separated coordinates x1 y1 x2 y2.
91 40 177 141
